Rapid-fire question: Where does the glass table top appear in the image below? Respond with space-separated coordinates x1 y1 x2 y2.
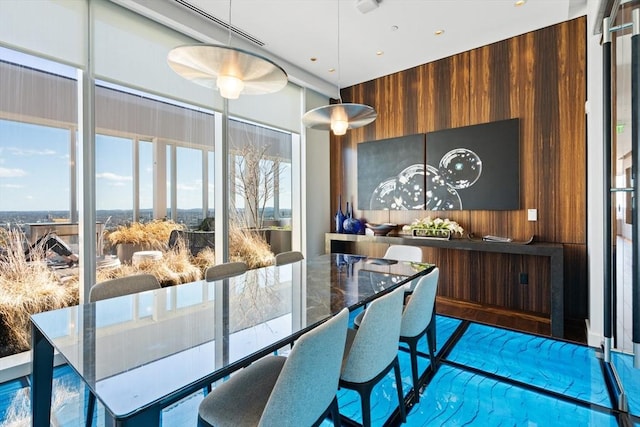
31 253 432 418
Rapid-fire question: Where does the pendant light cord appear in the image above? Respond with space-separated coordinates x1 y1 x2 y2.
227 0 233 46
337 1 343 104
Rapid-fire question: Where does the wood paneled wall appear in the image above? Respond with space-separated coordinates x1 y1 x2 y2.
331 17 587 320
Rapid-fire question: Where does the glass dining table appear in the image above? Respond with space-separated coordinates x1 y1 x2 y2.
30 253 434 427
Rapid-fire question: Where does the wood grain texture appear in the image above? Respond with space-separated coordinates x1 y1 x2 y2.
330 17 588 324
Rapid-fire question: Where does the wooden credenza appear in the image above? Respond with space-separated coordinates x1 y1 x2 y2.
325 232 564 338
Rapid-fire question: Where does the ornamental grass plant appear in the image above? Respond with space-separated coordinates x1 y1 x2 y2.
0 229 78 356
105 219 184 249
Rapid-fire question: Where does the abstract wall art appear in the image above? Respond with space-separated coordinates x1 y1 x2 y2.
357 134 426 210
356 119 520 211
426 118 520 210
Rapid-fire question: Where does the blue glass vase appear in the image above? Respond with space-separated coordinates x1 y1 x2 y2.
342 202 362 234
335 195 345 233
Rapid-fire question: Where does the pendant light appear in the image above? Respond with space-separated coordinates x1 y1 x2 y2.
167 0 288 100
302 2 377 135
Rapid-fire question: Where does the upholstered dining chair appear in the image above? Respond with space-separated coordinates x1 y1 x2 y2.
197 308 350 427
357 244 423 315
384 245 422 292
353 267 440 396
88 273 161 303
205 261 248 281
339 286 406 427
399 267 439 401
86 273 162 426
274 250 304 266
384 244 422 263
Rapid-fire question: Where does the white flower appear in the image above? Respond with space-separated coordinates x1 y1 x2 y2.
408 216 464 236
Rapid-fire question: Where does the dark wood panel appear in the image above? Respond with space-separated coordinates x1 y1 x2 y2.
564 243 588 319
330 17 587 334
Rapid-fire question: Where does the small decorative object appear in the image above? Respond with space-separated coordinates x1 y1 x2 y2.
342 202 363 234
403 216 464 240
335 195 345 233
364 223 397 236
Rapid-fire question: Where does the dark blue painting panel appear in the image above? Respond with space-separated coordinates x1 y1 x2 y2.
356 134 426 211
425 118 520 210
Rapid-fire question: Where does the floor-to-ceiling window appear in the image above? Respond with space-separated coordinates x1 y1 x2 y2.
0 48 78 231
0 0 304 366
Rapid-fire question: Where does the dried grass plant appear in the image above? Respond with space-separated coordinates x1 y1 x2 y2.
229 225 275 269
135 241 201 286
192 247 216 274
96 241 201 287
0 230 78 356
105 219 184 249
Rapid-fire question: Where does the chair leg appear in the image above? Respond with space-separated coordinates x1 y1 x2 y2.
408 339 420 402
426 327 437 371
360 386 372 427
329 396 341 427
85 392 95 427
393 357 406 423
428 314 437 353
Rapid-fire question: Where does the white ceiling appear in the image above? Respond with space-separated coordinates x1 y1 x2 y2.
115 0 588 97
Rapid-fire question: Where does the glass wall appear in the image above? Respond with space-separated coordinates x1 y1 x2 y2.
613 2 638 354
229 119 293 228
0 0 304 364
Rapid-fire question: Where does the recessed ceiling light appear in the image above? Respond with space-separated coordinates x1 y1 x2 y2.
328 68 335 73
310 57 317 62
391 25 399 32
376 51 384 56
434 29 445 36
514 0 526 6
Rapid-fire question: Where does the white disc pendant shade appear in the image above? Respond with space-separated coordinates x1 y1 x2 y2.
302 103 377 135
168 44 288 99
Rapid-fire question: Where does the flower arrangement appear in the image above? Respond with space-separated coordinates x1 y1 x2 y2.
402 216 464 236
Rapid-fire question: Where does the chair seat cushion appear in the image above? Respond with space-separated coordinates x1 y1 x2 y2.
199 356 286 427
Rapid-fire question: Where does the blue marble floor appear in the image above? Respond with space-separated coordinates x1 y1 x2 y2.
1 315 638 426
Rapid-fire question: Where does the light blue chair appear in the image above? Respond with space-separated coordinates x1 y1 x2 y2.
205 261 248 281
274 250 304 266
198 308 350 427
399 267 439 401
339 286 406 427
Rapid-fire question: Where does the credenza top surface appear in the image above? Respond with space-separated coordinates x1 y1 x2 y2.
325 233 563 257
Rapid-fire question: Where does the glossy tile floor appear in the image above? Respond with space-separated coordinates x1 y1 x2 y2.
1 314 639 426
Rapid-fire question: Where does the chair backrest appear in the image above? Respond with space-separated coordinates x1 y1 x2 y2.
259 308 349 426
400 267 439 338
89 273 161 302
385 245 423 292
384 245 422 262
274 251 304 266
204 261 248 282
341 286 404 383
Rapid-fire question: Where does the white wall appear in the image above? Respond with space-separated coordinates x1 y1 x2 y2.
302 89 330 258
586 1 605 347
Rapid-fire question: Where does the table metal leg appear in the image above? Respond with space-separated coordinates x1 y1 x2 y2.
31 324 54 427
